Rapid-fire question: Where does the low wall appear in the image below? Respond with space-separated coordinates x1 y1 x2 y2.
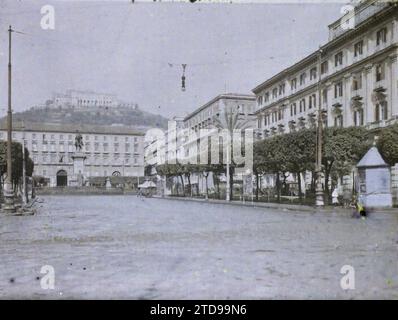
35 186 133 195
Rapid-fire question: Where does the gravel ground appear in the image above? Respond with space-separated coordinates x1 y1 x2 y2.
0 195 397 299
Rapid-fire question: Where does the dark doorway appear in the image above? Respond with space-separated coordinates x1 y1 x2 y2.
56 170 68 187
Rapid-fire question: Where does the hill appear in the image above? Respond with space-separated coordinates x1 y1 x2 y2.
6 105 169 132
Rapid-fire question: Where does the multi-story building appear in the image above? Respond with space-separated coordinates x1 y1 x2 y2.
0 122 145 187
253 0 398 137
252 0 398 194
144 93 256 196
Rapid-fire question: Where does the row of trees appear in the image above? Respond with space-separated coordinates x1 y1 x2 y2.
0 141 34 198
154 124 398 203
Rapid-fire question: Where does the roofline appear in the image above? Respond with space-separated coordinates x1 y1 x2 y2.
184 93 256 121
0 121 145 136
251 1 396 94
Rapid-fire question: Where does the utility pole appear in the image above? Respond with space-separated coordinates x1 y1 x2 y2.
22 120 27 205
315 48 325 207
3 26 16 213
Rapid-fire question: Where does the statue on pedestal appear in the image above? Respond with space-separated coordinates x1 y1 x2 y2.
75 133 84 152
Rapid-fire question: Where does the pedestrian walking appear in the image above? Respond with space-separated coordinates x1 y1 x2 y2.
332 188 339 205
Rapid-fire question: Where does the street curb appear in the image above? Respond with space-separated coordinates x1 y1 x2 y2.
152 196 317 213
151 195 398 215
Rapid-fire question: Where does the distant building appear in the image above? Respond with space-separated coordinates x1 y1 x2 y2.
144 93 256 196
0 122 145 187
53 90 118 108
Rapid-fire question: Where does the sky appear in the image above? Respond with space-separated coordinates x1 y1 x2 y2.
0 0 346 119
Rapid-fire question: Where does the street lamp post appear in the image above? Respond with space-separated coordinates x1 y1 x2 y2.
3 26 16 213
226 141 230 201
315 48 325 207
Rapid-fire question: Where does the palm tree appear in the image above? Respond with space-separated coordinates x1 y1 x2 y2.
211 106 255 201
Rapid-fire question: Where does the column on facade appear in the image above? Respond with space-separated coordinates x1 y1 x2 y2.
388 53 398 118
325 81 333 126
343 73 352 126
363 64 374 124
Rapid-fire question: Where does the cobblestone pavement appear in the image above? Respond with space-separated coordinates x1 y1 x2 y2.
0 195 398 299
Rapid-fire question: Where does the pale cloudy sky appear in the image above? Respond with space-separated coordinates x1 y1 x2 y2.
0 0 344 118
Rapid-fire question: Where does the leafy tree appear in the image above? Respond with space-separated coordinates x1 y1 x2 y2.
322 126 371 198
377 123 398 166
0 141 34 193
284 129 316 199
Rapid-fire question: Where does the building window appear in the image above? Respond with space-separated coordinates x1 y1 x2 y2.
334 115 343 127
272 88 278 99
308 94 316 109
278 109 283 121
321 61 328 75
375 64 385 82
299 99 306 113
290 78 297 91
278 83 285 96
290 103 297 116
354 40 363 57
354 109 364 126
334 81 343 98
257 95 263 106
310 67 317 81
352 74 362 91
376 27 387 46
322 89 328 104
375 102 388 121
335 52 343 67
265 92 270 102
300 73 306 86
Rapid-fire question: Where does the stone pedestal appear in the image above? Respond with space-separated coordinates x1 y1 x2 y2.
105 177 112 189
357 146 392 208
72 152 86 187
2 180 16 213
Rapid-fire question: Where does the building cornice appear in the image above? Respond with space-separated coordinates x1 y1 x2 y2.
254 43 398 115
184 93 255 121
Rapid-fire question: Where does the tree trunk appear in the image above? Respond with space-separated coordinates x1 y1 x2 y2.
324 160 333 203
179 174 185 196
276 172 281 202
187 174 192 197
255 172 259 201
229 168 234 201
204 173 209 199
297 172 302 201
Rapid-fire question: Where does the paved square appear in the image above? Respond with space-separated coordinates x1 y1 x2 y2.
1 196 397 299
